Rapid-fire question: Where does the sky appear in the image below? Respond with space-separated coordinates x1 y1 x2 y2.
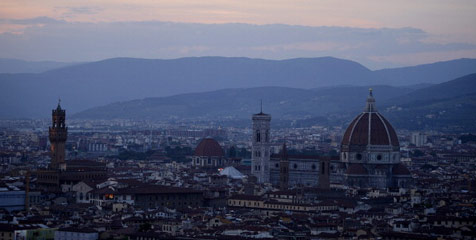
1 0 476 69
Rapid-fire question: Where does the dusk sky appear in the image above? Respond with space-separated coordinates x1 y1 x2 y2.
1 0 476 69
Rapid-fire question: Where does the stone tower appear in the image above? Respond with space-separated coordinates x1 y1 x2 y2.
279 143 289 190
49 101 67 169
251 107 271 183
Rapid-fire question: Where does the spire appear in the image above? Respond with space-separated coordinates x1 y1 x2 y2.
260 99 263 114
364 88 377 112
57 98 62 111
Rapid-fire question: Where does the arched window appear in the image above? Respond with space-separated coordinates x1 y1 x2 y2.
321 162 326 174
256 130 261 142
265 130 269 142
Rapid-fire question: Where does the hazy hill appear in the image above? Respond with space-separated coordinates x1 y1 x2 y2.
0 58 77 73
73 85 414 120
0 56 475 118
383 73 476 106
381 73 476 131
374 58 476 86
74 73 476 131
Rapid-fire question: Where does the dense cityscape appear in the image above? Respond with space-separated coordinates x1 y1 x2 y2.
0 91 475 240
1 1 476 239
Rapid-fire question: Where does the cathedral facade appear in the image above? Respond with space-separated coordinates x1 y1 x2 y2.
251 111 331 188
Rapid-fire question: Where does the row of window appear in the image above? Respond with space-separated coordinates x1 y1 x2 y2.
344 152 398 161
254 150 269 157
194 157 222 165
274 163 317 170
255 130 270 143
230 200 307 211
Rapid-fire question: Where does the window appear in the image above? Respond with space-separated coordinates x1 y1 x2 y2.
377 155 382 160
322 162 325 174
293 164 298 169
356 153 362 160
312 164 316 170
256 130 261 142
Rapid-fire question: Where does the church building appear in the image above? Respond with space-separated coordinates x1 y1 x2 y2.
251 108 331 188
338 89 412 189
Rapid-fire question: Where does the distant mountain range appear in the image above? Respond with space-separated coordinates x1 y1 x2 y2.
0 58 78 73
73 73 476 131
0 56 475 119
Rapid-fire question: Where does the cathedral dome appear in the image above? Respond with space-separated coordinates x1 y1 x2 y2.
341 89 399 149
194 138 224 157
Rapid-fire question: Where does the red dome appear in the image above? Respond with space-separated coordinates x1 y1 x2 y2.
194 138 224 157
342 89 399 150
342 112 399 148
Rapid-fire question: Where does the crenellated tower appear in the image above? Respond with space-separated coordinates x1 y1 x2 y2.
49 101 67 169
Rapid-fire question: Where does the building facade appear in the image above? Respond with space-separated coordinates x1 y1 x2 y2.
270 154 333 188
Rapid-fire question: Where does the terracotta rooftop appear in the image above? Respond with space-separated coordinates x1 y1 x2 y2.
341 91 399 148
194 138 224 157
342 112 399 147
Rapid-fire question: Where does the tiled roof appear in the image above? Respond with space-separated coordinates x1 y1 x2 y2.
194 138 224 157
